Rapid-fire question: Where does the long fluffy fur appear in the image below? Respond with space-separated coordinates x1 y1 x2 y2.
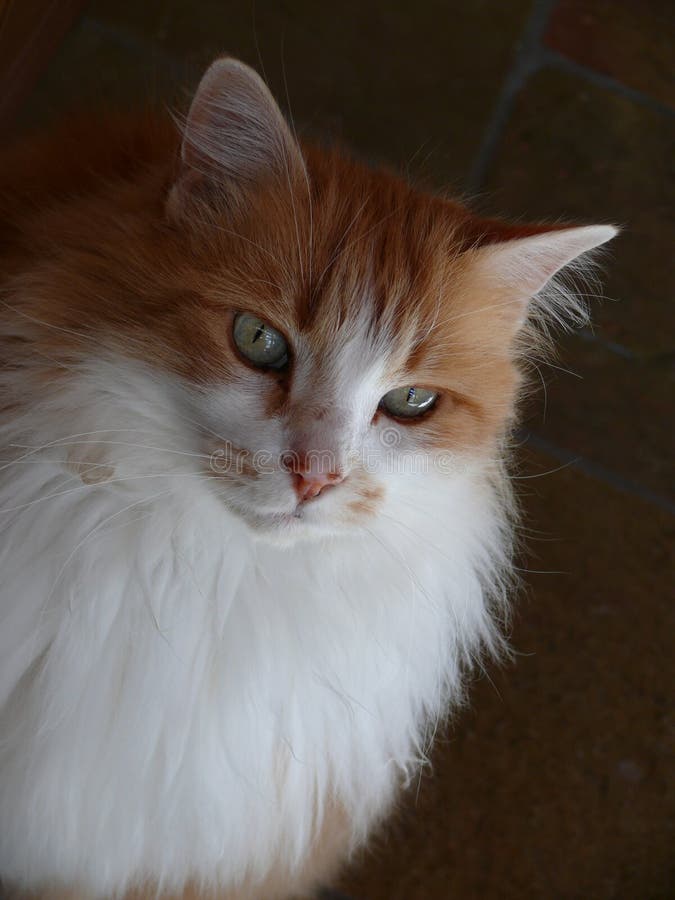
0 58 615 899
0 358 511 896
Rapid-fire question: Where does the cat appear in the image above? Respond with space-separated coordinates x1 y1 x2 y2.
0 57 616 900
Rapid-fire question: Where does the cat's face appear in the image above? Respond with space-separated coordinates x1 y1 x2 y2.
167 157 524 541
14 59 614 544
163 61 614 542
187 280 474 539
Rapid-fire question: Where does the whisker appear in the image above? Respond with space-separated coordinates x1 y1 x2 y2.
530 358 583 379
362 524 434 608
0 428 166 475
250 0 269 87
313 193 372 296
0 471 207 517
278 31 306 287
277 34 313 296
531 362 548 423
377 509 459 569
0 299 90 342
7 439 214 461
188 215 290 276
319 202 408 294
511 458 578 481
513 566 569 576
168 406 232 445
45 489 174 613
246 276 286 293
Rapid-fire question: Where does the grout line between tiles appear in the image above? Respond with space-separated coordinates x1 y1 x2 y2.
467 0 559 193
467 0 674 194
542 49 675 119
520 431 675 517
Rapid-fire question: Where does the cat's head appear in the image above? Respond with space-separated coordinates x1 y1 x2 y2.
17 59 616 543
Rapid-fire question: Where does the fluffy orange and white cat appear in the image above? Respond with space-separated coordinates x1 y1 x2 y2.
0 58 615 899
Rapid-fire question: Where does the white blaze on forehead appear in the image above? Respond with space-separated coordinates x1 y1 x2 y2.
193 289 420 472
286 300 399 463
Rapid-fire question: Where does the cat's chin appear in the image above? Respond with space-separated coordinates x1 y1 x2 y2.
227 502 347 546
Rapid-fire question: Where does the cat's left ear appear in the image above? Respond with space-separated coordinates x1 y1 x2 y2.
460 222 618 341
168 57 306 218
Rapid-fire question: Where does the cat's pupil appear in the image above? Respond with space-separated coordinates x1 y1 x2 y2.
252 325 265 344
407 387 416 404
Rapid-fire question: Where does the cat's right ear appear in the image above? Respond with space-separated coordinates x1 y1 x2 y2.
167 58 306 220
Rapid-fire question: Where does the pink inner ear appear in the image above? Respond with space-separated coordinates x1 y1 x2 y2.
177 57 305 191
464 224 618 331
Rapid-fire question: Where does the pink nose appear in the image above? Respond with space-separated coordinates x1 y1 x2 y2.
282 454 343 503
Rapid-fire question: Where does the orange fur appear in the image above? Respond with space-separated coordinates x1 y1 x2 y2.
0 58 615 900
0 111 564 465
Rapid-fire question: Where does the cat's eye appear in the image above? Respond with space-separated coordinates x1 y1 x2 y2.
380 386 438 419
233 313 289 370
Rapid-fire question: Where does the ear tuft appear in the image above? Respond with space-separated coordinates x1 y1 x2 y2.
464 223 619 343
168 57 305 217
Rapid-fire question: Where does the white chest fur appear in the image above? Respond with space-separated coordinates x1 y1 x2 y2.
0 367 508 897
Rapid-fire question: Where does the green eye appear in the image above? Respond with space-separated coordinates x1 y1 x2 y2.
233 313 289 370
380 386 438 419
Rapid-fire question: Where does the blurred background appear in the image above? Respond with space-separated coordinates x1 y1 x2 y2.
1 1 673 897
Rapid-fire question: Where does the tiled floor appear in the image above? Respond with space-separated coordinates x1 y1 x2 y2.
10 1 674 897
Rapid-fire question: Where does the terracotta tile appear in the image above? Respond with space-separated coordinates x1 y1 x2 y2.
339 451 675 898
521 332 675 504
546 0 675 109
481 68 675 357
87 0 533 187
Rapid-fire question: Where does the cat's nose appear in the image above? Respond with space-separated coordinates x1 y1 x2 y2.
293 471 342 502
281 454 344 503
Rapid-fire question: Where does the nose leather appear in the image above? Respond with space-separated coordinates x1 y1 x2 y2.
282 454 344 502
293 471 341 502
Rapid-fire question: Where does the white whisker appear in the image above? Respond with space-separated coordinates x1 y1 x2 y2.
0 471 206 518
49 489 173 613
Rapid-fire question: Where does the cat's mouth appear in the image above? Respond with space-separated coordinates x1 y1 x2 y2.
204 453 384 541
252 506 304 527
227 500 331 543
216 481 364 544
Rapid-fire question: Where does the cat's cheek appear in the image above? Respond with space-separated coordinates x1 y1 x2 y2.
66 444 116 485
255 472 298 512
236 476 298 518
191 380 289 464
344 482 386 521
325 468 386 525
